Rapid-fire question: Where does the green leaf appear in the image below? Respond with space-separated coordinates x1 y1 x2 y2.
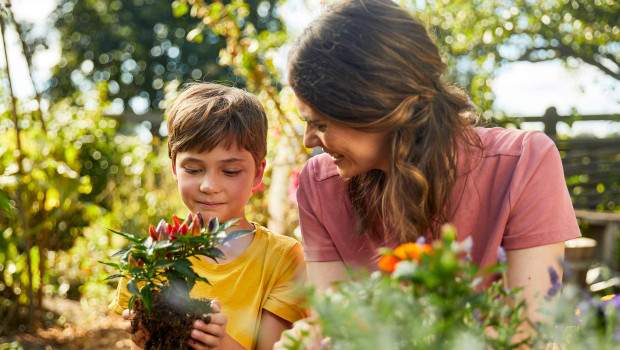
195 275 211 285
153 239 172 250
98 261 120 269
127 279 140 296
172 1 189 18
140 283 154 313
154 260 176 270
108 228 141 243
204 247 226 260
221 229 254 245
0 190 13 217
104 273 126 281
128 295 136 311
172 260 197 279
218 218 240 232
111 248 131 258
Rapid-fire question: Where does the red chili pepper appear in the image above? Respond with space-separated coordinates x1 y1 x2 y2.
166 253 172 259
172 215 182 229
180 223 188 236
149 224 158 241
137 258 144 267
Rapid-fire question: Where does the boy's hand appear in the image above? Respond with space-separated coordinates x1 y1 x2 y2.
122 309 150 349
189 300 228 349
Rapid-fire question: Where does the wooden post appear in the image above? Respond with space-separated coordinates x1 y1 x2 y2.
543 107 559 139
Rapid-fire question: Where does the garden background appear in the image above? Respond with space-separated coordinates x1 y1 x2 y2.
0 0 618 348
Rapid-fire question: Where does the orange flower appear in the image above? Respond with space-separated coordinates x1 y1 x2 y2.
393 243 432 262
378 254 400 272
601 294 616 301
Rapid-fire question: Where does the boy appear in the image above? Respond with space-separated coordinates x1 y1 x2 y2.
109 83 306 350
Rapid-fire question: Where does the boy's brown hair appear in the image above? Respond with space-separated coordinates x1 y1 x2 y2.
167 83 268 168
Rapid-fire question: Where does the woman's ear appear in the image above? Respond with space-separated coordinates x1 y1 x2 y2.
171 159 178 183
253 159 267 187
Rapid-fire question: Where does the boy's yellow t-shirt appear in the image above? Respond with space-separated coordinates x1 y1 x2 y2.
109 224 306 350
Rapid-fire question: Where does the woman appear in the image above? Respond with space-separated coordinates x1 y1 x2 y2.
288 0 580 323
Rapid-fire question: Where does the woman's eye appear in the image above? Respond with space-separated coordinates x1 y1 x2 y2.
224 170 242 176
312 124 326 131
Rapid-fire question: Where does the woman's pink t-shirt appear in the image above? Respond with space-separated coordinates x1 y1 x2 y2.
296 127 581 271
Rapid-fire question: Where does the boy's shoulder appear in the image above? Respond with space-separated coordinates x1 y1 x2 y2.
254 223 302 255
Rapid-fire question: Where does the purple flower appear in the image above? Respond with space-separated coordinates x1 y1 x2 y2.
415 236 426 245
545 266 562 300
548 266 559 285
473 309 481 323
496 246 507 263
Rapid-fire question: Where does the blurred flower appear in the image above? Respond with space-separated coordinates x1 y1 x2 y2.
496 246 507 263
393 260 418 279
288 169 300 204
378 254 400 273
546 266 562 300
393 242 431 262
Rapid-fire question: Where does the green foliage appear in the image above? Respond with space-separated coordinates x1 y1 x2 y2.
281 227 620 349
101 214 252 312
44 0 283 111
397 0 619 119
282 226 530 349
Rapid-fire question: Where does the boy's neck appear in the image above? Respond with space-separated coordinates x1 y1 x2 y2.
203 217 256 264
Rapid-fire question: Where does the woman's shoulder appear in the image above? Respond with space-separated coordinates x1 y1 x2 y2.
475 127 555 158
300 153 340 182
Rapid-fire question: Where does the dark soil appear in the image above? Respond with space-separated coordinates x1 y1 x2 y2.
131 291 213 350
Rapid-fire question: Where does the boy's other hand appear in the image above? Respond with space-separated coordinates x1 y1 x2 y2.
189 300 229 349
122 308 150 349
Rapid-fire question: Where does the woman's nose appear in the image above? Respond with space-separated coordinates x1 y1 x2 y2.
303 125 322 149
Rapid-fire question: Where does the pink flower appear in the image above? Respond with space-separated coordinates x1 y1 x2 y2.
288 169 300 205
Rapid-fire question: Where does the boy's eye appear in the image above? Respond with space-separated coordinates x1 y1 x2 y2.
183 167 201 174
223 170 242 176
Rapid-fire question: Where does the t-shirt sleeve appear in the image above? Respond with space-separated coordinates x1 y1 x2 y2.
109 277 132 315
262 242 307 323
297 160 342 262
502 131 581 249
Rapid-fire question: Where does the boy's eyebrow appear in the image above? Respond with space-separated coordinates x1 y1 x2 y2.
180 156 246 164
219 158 246 163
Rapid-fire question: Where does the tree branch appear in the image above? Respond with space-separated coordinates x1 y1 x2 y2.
511 45 619 81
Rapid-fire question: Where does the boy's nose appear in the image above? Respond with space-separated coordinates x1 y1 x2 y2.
303 125 322 149
199 174 221 194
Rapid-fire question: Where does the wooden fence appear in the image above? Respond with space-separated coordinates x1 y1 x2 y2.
503 107 620 211
503 107 620 270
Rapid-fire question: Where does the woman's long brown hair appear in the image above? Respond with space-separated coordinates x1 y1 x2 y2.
288 0 481 242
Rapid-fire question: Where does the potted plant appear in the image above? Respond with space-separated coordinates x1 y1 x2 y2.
100 213 252 350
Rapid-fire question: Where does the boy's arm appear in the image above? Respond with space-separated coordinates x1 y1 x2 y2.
256 309 293 350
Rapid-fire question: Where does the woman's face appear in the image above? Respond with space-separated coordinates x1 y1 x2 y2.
295 96 391 179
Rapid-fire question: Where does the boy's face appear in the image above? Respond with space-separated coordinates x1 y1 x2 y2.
172 143 265 224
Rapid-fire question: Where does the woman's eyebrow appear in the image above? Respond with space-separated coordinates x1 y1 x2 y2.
300 116 323 123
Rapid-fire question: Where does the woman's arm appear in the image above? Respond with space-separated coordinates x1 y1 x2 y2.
307 261 348 291
506 242 565 324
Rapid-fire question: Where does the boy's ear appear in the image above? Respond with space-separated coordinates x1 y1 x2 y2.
253 159 267 187
171 159 178 182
